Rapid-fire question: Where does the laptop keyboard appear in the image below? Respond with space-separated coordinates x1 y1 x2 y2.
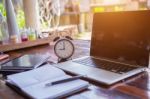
73 57 139 74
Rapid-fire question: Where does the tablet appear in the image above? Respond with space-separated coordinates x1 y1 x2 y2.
1 54 50 70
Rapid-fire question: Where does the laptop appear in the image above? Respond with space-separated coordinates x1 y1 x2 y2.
55 10 150 85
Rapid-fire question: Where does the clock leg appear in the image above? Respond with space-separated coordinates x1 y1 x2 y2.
58 58 68 63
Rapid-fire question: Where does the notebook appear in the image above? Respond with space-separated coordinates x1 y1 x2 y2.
6 64 89 99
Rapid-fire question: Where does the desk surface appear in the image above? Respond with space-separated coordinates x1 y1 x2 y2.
0 40 150 99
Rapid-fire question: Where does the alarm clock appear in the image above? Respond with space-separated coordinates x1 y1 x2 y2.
54 38 75 62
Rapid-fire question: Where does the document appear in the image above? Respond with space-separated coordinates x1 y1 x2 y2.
7 64 89 99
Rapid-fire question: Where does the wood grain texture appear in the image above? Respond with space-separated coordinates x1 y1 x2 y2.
0 37 53 52
0 40 150 99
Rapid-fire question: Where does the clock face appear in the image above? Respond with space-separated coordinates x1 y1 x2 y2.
54 39 75 59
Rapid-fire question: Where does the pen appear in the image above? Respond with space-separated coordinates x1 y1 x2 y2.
45 75 84 86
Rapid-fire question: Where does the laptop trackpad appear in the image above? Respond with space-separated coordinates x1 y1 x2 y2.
54 61 122 85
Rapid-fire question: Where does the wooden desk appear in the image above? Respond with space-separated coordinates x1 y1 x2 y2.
0 40 150 99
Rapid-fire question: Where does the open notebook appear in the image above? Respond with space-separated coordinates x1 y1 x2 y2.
6 64 89 99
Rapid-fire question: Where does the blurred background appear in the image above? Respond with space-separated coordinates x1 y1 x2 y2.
0 0 150 40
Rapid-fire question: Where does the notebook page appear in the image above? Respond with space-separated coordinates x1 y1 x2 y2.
22 75 89 99
7 64 66 88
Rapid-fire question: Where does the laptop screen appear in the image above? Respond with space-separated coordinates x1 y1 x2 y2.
91 11 150 66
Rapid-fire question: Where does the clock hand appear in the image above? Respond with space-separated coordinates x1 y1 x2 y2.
58 48 64 50
58 42 65 50
63 41 65 50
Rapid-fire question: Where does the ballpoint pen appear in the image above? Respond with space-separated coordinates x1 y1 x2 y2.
45 75 84 86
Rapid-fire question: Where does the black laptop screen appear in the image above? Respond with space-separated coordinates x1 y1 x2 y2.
91 11 150 66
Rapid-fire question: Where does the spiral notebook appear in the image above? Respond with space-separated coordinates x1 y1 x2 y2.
6 64 89 99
